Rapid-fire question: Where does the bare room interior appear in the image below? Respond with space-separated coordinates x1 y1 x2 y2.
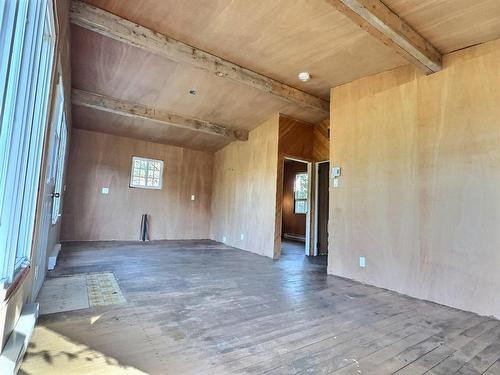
1 0 500 374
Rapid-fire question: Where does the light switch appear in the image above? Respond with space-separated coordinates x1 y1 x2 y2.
222 236 227 243
333 178 339 188
101 187 109 194
359 256 366 268
331 166 341 178
191 194 195 201
240 233 244 240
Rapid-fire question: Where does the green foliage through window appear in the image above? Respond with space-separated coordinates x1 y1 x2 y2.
294 173 308 214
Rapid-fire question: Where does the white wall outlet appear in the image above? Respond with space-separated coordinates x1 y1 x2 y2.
333 178 340 188
222 236 227 243
191 194 195 201
359 256 366 268
101 187 109 194
240 233 244 240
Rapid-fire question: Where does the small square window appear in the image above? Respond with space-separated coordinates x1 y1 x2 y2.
130 156 163 189
294 172 308 214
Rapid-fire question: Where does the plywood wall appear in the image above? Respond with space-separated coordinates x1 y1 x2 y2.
278 116 328 162
210 115 279 258
329 39 500 318
61 129 213 241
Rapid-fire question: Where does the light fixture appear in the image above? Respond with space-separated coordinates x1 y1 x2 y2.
298 72 311 82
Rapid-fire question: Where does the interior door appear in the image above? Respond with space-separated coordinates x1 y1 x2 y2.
317 162 330 255
32 81 64 299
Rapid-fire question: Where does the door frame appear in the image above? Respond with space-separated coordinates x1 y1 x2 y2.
313 160 329 256
275 156 313 258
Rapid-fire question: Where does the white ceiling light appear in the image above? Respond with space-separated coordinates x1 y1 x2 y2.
298 72 311 82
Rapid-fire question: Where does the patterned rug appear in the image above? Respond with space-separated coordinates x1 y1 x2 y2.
87 272 126 307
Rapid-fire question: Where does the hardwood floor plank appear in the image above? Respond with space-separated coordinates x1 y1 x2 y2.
20 240 500 375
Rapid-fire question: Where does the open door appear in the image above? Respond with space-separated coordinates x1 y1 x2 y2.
32 80 67 299
316 162 329 255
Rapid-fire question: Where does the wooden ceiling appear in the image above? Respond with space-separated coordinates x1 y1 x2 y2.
71 0 500 152
383 0 500 53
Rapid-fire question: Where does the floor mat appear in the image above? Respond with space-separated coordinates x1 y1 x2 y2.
37 275 89 315
87 272 126 307
37 272 125 315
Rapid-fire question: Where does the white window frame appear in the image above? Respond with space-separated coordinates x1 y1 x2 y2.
129 156 164 190
294 172 308 215
0 0 56 288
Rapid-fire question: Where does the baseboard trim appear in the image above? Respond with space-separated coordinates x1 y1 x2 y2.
48 243 61 270
283 233 306 242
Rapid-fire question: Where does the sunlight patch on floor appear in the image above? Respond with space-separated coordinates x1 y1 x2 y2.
20 326 149 375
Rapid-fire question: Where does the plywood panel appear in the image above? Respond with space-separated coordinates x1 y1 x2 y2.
210 115 279 258
278 116 315 161
329 39 500 318
61 129 213 241
313 119 330 162
384 0 500 53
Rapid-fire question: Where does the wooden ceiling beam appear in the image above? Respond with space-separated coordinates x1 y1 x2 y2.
326 0 442 73
70 1 329 114
72 89 249 141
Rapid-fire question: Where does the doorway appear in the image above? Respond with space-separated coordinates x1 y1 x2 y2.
281 158 310 256
314 161 330 256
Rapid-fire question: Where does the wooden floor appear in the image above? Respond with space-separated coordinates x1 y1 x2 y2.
21 240 500 375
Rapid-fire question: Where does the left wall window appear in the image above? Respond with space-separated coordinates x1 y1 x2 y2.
0 0 56 287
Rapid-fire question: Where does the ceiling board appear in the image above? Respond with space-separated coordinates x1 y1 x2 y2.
72 105 232 152
383 0 500 53
73 0 500 151
71 25 327 131
82 0 408 99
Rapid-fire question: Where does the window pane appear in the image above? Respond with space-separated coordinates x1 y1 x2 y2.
0 0 56 284
295 200 307 214
294 173 308 199
130 157 163 189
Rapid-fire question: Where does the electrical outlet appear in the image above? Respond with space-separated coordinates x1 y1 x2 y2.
333 178 340 188
101 187 109 194
240 233 244 240
359 256 366 268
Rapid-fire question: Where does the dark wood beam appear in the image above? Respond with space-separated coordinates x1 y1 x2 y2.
327 0 442 73
70 1 330 113
72 89 249 141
